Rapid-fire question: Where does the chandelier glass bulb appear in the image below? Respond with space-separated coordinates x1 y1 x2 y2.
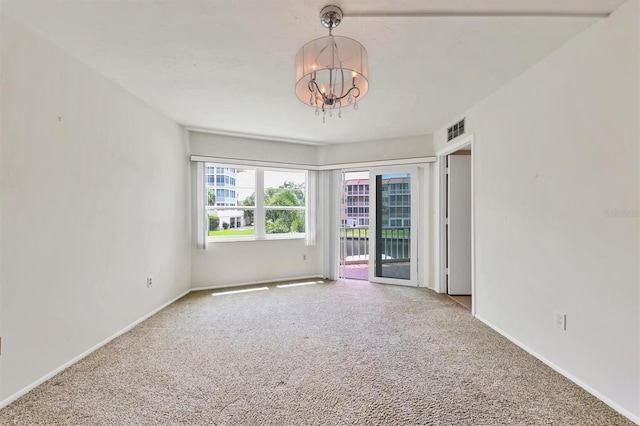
294 6 369 119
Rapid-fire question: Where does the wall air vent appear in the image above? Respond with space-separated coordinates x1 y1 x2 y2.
447 118 465 142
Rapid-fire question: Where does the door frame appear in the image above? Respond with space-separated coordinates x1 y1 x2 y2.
338 169 370 281
435 134 476 315
368 166 420 287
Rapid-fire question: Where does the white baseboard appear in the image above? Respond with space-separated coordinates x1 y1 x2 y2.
475 314 640 425
190 275 324 292
1 276 325 409
0 289 191 411
7 287 634 425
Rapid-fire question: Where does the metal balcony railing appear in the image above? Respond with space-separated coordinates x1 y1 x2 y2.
340 227 410 264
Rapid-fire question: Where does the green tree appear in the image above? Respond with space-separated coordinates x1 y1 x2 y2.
240 193 255 225
291 216 305 233
207 189 216 206
265 189 304 234
280 181 305 205
208 214 219 231
240 183 305 233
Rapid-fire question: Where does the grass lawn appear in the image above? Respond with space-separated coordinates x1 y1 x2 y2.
210 228 407 237
209 228 255 237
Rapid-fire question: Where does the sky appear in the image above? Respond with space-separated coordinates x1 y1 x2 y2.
234 170 407 200
235 169 306 200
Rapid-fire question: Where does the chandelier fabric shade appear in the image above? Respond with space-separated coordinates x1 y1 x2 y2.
294 6 368 120
294 35 369 109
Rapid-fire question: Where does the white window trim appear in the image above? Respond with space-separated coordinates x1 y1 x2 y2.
206 164 308 243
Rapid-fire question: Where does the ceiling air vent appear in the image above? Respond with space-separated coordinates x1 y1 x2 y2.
447 118 465 142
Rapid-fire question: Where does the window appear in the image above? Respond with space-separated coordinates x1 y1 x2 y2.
206 164 306 240
264 170 306 235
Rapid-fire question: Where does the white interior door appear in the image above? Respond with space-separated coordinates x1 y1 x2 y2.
368 167 418 286
447 155 472 295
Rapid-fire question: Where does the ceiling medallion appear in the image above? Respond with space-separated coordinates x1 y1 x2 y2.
294 5 369 122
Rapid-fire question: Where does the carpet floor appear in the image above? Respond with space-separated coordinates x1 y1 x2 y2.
0 279 633 425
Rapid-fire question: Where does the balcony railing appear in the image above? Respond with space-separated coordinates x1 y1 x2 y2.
341 227 410 264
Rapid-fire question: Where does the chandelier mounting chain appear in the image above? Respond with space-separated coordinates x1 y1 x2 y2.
294 5 369 122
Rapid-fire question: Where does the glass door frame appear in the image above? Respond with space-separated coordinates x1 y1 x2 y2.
368 166 419 287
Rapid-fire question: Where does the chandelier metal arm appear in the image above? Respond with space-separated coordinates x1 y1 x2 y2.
307 78 361 106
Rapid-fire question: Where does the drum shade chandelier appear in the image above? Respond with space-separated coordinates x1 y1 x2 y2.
294 5 369 122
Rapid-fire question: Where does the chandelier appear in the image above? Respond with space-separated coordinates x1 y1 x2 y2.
294 5 369 122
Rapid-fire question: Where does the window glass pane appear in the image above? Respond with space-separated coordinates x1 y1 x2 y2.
206 166 255 238
264 170 306 207
264 170 306 235
208 208 255 237
206 166 306 240
265 209 305 234
235 169 256 207
206 188 216 206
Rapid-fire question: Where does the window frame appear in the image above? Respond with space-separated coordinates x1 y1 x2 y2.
206 163 307 243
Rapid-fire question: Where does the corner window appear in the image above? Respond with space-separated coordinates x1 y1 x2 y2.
206 164 306 241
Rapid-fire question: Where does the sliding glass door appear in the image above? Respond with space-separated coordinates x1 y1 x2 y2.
368 167 418 286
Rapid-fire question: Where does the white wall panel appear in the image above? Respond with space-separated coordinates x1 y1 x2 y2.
0 15 191 404
318 135 433 166
433 0 639 419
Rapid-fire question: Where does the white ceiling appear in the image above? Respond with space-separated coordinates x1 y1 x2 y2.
1 0 627 144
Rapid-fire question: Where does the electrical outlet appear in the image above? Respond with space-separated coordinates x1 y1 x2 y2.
554 312 566 330
303 254 307 261
147 277 153 288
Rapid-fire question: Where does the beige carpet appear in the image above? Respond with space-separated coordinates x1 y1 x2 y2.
0 280 633 425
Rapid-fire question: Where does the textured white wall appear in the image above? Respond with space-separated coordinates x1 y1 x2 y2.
190 132 318 166
189 133 323 288
191 239 322 289
190 132 435 167
188 133 434 289
0 15 192 403
433 0 639 420
317 135 434 166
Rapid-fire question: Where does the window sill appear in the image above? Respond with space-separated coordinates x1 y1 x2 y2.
207 234 305 244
